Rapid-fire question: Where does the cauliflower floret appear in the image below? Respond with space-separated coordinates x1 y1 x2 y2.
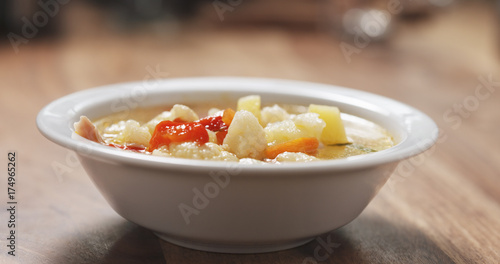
145 111 172 133
151 146 171 157
116 120 151 146
292 113 326 139
102 120 126 139
261 105 290 126
145 104 199 133
274 152 319 162
144 111 173 134
152 142 238 161
223 110 267 159
208 108 222 116
265 113 326 146
170 104 199 122
264 120 302 146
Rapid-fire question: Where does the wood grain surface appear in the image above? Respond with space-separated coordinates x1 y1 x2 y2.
1 1 499 263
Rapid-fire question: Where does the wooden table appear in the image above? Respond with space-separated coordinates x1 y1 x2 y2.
1 1 499 263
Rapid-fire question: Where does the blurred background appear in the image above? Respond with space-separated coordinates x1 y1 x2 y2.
1 0 498 90
1 2 500 263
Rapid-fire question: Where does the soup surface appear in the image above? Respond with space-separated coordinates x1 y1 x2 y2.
74 95 394 163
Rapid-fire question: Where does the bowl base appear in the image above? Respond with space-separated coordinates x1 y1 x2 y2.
154 232 314 254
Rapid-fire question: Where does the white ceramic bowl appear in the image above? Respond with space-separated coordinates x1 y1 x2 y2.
37 77 438 253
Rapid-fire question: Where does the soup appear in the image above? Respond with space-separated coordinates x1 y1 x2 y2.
74 95 393 163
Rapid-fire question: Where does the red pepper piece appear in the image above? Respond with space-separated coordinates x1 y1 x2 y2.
198 115 227 132
149 121 209 151
216 130 228 145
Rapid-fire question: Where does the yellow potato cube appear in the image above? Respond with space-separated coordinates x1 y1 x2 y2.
237 95 261 122
309 104 349 145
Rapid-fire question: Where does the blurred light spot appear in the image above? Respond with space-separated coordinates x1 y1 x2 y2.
343 9 391 39
360 10 390 38
342 9 365 34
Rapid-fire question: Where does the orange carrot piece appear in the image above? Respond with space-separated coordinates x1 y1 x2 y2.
265 137 319 159
216 130 228 145
222 108 236 126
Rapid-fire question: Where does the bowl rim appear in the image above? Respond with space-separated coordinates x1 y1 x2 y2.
36 77 438 174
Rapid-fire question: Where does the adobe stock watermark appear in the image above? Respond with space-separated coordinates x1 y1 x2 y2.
442 74 498 130
302 234 341 264
8 0 71 54
110 64 169 119
212 0 243 22
387 73 499 191
340 0 403 64
51 143 93 183
51 64 169 182
179 163 242 225
386 128 446 192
